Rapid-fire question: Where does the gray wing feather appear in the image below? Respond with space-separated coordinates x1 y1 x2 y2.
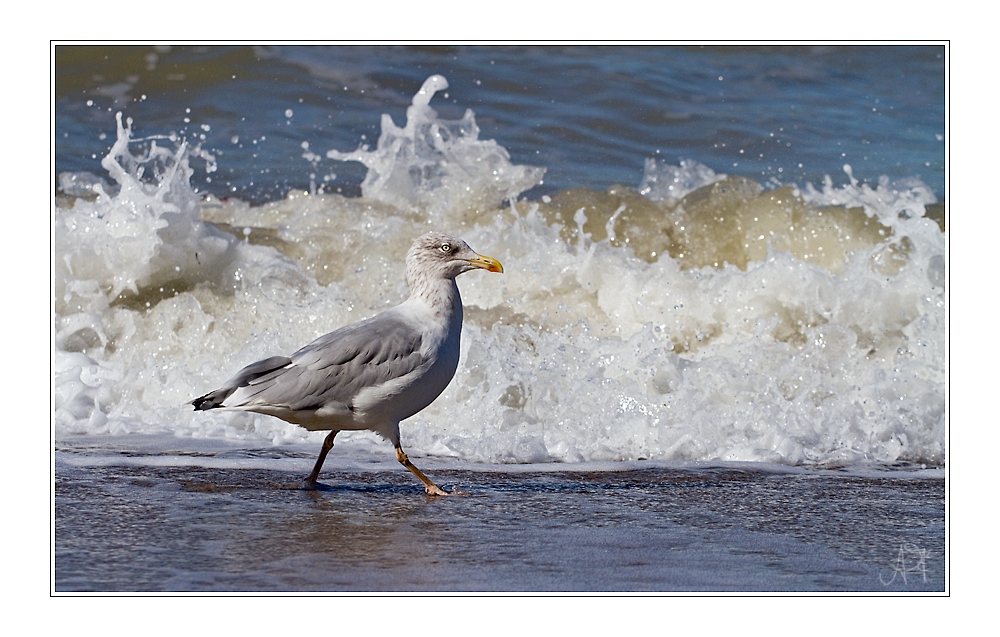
217 313 425 412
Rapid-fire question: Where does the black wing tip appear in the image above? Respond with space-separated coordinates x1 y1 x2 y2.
190 392 223 411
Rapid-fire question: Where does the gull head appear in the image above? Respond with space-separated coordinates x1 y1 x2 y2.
405 232 503 287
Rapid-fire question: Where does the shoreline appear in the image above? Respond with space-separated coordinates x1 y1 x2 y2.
54 460 945 593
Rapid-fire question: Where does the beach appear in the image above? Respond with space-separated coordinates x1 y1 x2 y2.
56 438 944 592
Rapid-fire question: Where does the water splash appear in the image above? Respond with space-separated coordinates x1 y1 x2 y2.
326 74 545 216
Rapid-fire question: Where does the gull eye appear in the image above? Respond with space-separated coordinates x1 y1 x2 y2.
440 243 452 253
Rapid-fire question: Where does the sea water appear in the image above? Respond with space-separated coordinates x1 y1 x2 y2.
53 45 946 592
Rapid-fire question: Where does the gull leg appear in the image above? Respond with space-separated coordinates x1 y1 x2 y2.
395 446 449 496
304 430 339 489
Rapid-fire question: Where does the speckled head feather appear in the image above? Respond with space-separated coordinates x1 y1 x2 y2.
404 232 502 292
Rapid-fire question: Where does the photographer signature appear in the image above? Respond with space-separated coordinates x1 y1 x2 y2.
879 543 929 586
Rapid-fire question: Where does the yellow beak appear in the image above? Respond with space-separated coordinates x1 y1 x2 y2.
467 254 503 274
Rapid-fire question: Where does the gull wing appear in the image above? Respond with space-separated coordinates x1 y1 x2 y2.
209 312 426 413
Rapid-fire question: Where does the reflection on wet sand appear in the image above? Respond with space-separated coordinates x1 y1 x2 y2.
54 463 944 592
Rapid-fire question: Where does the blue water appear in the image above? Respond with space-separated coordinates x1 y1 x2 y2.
55 44 945 204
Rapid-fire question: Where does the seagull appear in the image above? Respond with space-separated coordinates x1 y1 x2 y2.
191 232 503 495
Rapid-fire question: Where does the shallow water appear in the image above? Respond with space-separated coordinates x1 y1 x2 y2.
55 442 944 592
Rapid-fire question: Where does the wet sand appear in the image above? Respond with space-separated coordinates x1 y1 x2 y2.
54 459 945 593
